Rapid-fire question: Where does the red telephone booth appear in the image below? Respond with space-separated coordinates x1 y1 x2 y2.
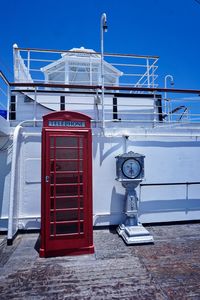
39 111 94 257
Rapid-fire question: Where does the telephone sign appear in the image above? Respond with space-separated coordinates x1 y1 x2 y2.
48 120 86 127
40 111 94 257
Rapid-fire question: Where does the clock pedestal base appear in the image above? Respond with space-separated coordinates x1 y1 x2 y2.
117 223 154 245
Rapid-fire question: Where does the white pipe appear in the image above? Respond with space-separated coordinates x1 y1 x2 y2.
7 120 42 242
21 130 200 138
105 132 200 138
164 74 174 99
7 124 22 240
124 135 129 152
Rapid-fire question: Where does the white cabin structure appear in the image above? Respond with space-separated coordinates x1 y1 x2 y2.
41 47 122 87
0 44 200 244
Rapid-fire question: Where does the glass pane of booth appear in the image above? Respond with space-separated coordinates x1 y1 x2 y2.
50 210 84 222
50 173 83 184
55 148 83 159
56 223 78 235
56 137 77 147
50 160 83 172
50 196 83 209
48 134 86 238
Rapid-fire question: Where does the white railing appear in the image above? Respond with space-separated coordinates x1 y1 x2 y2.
0 71 10 120
12 46 159 89
162 96 200 124
8 87 200 130
1 46 200 129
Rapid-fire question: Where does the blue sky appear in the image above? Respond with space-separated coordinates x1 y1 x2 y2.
0 0 200 89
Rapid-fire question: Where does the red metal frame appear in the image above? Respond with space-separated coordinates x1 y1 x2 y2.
40 111 94 257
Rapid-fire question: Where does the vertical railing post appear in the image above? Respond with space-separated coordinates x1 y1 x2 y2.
13 44 18 82
27 50 30 80
152 65 155 88
89 54 92 86
146 58 150 88
34 87 37 124
7 85 10 122
153 92 157 127
186 183 189 202
64 60 69 92
164 75 174 123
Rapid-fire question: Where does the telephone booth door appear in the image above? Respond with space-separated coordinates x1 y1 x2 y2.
40 111 94 257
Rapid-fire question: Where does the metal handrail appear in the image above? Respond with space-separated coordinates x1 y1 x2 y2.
13 46 159 93
15 46 159 59
1 59 200 127
9 81 200 94
0 71 10 86
141 181 200 186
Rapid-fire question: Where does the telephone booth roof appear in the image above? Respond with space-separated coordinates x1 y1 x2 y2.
43 111 91 128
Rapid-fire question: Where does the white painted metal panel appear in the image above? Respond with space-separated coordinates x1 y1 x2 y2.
0 148 12 230
2 126 200 231
18 132 41 229
25 158 41 183
16 94 51 122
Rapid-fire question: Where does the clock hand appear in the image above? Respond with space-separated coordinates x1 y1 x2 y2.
130 163 134 175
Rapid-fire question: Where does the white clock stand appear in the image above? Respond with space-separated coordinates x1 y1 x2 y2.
116 152 154 245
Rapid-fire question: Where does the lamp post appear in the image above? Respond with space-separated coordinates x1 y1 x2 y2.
100 13 108 131
164 74 174 121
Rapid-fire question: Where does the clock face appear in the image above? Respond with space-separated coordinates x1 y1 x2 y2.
122 158 141 179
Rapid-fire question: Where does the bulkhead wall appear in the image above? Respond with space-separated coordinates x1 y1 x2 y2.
1 126 200 231
0 138 12 230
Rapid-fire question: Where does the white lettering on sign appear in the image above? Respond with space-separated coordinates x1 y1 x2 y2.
48 120 86 127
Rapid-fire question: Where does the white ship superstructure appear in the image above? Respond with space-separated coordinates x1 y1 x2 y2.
0 43 200 244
